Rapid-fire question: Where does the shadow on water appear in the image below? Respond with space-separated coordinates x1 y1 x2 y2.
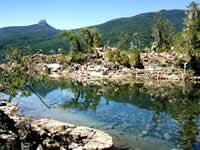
2 79 200 150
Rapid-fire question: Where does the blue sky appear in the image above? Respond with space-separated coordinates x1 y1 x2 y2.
0 0 195 29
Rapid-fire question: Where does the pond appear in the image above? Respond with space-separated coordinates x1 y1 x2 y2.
1 79 200 150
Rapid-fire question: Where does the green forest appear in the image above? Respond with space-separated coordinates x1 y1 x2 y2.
0 9 186 55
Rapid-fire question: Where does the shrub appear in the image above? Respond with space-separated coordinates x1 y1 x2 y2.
120 51 130 67
105 48 114 61
112 49 121 62
175 58 184 68
106 48 130 66
87 46 94 53
71 52 87 63
56 55 71 65
129 49 144 68
112 55 120 63
64 55 72 64
60 48 65 56
156 44 171 53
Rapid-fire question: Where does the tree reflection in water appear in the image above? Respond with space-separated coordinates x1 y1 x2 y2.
148 83 200 150
3 78 199 150
54 79 200 150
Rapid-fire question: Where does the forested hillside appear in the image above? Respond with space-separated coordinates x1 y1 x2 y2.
0 10 185 54
0 20 67 55
94 9 185 48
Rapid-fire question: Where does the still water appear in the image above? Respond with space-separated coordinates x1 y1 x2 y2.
3 79 200 150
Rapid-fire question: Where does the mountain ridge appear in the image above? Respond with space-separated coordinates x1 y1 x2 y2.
0 9 186 54
91 9 185 27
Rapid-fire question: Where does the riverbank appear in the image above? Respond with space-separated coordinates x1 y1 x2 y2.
0 101 113 150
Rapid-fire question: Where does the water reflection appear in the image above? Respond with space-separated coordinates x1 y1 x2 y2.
151 83 200 150
47 80 200 150
3 79 200 150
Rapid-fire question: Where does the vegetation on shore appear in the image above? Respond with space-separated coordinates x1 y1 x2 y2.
0 3 200 150
0 47 50 101
55 1 200 72
0 1 200 100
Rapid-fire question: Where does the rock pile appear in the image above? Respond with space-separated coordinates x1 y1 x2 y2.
3 49 199 82
68 51 194 82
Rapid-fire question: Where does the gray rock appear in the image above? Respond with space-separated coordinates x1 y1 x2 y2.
0 104 113 150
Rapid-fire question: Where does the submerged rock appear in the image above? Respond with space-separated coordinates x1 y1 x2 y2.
0 103 113 150
163 133 171 140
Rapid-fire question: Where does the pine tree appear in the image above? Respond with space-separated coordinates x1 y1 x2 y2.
152 12 174 51
183 1 200 52
0 47 50 101
80 28 94 51
117 32 129 51
59 31 82 52
91 28 102 48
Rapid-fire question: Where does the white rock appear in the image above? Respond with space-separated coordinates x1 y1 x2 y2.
46 63 64 72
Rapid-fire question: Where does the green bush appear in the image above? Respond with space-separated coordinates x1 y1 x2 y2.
106 49 130 67
60 48 65 56
112 55 120 63
56 55 71 65
105 48 114 61
156 44 171 53
71 52 87 63
64 55 72 64
112 49 121 62
175 58 184 68
120 51 130 67
129 49 143 68
87 46 94 53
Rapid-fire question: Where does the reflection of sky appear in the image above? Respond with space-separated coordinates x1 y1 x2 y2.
0 93 10 100
1 83 200 150
45 88 75 106
85 97 178 133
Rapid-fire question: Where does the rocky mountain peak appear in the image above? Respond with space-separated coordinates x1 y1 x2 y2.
38 19 48 25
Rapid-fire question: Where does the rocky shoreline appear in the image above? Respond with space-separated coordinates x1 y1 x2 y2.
1 48 200 84
65 49 200 82
16 48 199 83
0 101 113 150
